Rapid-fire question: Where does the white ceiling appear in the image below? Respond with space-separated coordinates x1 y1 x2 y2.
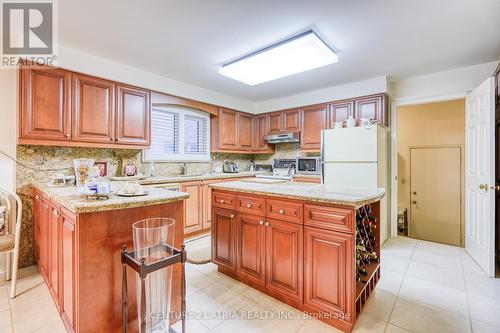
60 0 500 102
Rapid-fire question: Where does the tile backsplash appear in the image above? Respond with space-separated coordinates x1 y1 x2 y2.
15 142 316 268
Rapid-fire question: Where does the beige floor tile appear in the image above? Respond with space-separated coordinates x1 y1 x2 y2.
380 254 411 275
381 238 416 260
468 293 500 327
406 260 465 291
0 285 10 311
414 240 461 257
376 268 404 295
211 300 273 333
171 317 212 333
471 319 500 333
461 252 488 277
411 250 462 273
214 273 249 295
361 289 396 321
398 276 468 315
389 297 471 333
297 317 343 333
352 313 387 333
384 323 412 333
30 319 67 333
186 268 217 296
464 273 500 299
11 298 60 333
0 309 13 333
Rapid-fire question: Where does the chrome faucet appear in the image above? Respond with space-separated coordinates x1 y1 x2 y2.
181 162 188 176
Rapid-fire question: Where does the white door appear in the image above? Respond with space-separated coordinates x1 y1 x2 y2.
465 77 495 277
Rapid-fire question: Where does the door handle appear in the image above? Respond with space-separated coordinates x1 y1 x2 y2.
493 184 500 191
479 184 489 191
412 201 417 205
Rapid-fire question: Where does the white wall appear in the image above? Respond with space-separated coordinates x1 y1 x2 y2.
390 61 499 101
58 46 254 112
255 76 388 113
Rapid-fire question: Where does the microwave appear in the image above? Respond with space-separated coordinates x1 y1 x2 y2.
296 157 321 175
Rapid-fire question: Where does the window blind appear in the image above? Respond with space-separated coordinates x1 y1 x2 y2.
146 108 179 159
184 115 208 155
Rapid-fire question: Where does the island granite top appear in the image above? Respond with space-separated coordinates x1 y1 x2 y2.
33 182 190 214
209 180 386 207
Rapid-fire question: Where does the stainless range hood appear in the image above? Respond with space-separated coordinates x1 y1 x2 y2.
265 132 299 144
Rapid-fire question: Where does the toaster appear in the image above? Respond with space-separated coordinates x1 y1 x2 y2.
223 160 238 173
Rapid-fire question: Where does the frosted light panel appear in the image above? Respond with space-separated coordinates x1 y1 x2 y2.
219 31 338 85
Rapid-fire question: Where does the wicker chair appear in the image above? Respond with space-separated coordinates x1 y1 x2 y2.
0 189 22 298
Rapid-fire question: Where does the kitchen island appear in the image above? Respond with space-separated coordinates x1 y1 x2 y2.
209 180 385 332
31 183 189 333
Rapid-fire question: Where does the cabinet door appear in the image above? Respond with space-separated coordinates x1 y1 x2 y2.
354 94 386 125
211 207 236 270
283 109 300 132
38 197 50 282
329 101 354 127
20 66 71 141
236 214 265 285
253 115 273 152
182 182 204 234
300 105 327 151
265 219 303 301
72 74 115 143
49 203 62 312
304 227 354 323
32 191 42 262
116 85 150 146
61 209 76 331
218 108 238 150
238 113 253 151
268 112 282 134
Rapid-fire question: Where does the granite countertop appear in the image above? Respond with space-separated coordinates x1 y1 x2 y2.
292 174 321 179
33 182 190 214
136 171 269 185
209 180 386 207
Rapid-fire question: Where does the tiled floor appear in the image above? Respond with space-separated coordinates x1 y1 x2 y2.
2 237 500 332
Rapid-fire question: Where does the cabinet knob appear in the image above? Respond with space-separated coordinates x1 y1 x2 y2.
35 195 40 200
53 210 60 217
259 221 264 225
246 203 252 208
265 222 270 227
65 134 71 138
278 209 284 214
230 214 235 219
220 199 225 204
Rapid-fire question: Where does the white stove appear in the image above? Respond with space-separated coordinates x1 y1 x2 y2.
255 159 296 181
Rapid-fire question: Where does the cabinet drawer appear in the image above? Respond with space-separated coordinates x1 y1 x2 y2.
266 199 303 224
236 195 265 216
304 204 354 234
212 191 236 210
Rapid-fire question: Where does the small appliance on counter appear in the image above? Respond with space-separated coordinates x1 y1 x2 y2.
248 160 256 172
255 159 296 181
223 160 238 173
296 157 321 175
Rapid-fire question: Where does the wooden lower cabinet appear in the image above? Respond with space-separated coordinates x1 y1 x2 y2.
181 181 204 234
265 219 303 301
49 203 62 312
61 208 76 332
211 207 236 270
303 227 355 329
236 214 266 285
33 190 50 282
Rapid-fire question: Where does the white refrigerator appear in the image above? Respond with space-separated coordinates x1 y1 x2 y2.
321 125 390 242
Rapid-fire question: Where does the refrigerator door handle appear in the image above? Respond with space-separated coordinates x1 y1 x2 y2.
320 130 325 184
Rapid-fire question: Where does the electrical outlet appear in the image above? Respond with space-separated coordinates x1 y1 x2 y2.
34 155 44 165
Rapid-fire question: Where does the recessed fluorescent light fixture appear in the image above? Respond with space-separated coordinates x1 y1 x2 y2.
219 29 338 86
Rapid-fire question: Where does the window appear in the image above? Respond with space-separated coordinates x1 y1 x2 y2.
143 106 210 162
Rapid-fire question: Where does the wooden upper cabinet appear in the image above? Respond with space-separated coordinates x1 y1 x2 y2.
329 100 354 127
354 94 387 125
268 112 282 134
217 108 239 150
238 113 253 151
300 104 327 151
283 109 300 132
72 74 115 143
253 115 273 152
116 85 151 146
20 66 71 141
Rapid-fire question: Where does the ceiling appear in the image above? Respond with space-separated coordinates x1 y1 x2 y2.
60 0 500 102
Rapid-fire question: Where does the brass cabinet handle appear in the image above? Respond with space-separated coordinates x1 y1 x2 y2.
259 221 264 225
495 185 500 191
265 222 270 227
65 134 71 138
479 184 489 191
246 203 252 208
278 209 284 214
35 195 40 200
220 199 225 203
230 214 235 219
53 210 60 217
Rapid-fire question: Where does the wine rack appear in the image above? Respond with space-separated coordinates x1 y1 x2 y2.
355 202 381 315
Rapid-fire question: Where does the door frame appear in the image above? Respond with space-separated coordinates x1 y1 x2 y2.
390 93 467 239
408 145 464 246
